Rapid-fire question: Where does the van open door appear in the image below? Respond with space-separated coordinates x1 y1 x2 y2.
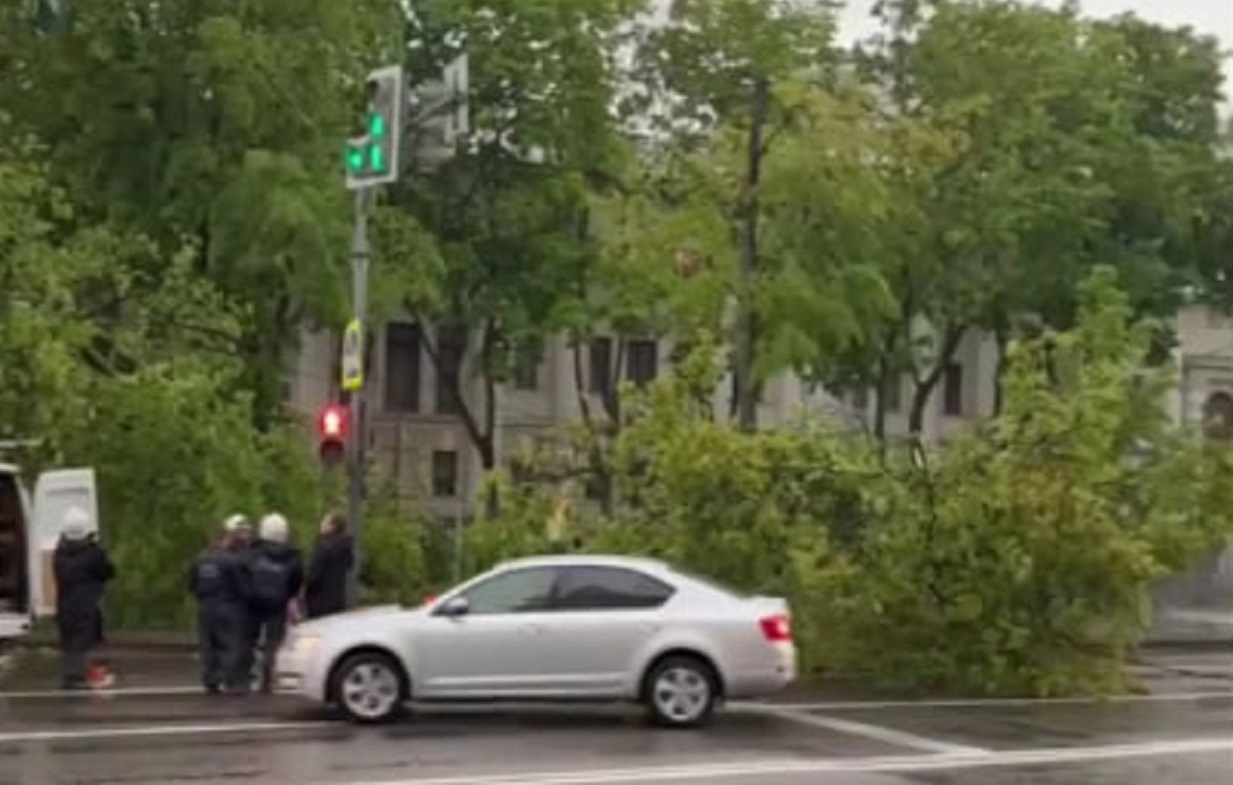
0 464 31 641
28 468 99 618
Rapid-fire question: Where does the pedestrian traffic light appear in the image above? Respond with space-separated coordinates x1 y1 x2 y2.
345 65 405 190
317 403 349 467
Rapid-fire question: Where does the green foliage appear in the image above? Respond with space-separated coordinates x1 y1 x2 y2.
74 368 327 629
356 474 430 607
1 0 1231 702
826 0 1232 428
0 0 398 425
478 270 1233 695
836 269 1233 695
0 114 327 632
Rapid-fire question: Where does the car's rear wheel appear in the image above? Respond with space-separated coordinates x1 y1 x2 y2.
332 651 407 724
644 654 717 728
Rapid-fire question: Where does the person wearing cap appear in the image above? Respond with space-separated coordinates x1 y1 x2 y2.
52 506 115 690
188 514 254 694
248 513 303 693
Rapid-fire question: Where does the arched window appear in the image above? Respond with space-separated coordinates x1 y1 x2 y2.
1202 392 1233 440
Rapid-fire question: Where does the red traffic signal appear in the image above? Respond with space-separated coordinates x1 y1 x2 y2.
317 404 348 466
319 404 348 439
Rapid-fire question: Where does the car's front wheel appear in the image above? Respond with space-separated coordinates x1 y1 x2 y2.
332 651 407 724
644 655 718 728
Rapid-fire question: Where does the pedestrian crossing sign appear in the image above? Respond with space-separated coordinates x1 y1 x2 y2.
341 319 364 392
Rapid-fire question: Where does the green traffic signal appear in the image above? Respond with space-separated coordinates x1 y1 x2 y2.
345 107 395 181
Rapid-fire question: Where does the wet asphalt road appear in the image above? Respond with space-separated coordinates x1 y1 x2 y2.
0 648 1230 785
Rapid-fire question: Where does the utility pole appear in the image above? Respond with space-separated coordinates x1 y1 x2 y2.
338 57 469 605
734 74 769 432
345 189 370 605
340 65 402 606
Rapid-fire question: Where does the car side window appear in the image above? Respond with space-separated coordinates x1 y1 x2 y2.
551 566 675 611
461 567 558 615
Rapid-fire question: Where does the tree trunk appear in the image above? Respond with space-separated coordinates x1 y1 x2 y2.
907 380 932 436
416 314 499 516
907 326 965 438
733 75 770 432
993 324 1009 416
572 339 616 516
873 359 890 442
478 323 500 518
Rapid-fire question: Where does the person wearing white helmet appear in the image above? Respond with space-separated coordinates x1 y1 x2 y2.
247 512 304 693
188 514 256 694
222 514 252 546
52 506 115 690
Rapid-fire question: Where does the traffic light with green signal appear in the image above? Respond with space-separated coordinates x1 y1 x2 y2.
345 65 404 189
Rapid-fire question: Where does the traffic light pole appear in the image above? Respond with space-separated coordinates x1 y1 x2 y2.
340 58 466 606
346 187 371 607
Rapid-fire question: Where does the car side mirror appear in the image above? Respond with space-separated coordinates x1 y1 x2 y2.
435 595 469 618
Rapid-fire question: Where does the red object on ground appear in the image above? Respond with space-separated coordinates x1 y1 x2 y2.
86 663 115 689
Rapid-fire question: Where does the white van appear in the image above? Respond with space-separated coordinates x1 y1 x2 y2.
0 463 99 642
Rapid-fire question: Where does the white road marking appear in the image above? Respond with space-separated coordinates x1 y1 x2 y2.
0 720 323 744
8 686 1232 706
742 690 1233 711
0 685 206 699
746 704 986 755
339 737 1233 784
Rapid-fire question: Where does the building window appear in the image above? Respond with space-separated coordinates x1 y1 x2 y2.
383 322 421 413
435 326 466 415
512 342 540 391
588 337 612 396
431 450 458 497
1203 391 1233 440
881 375 901 413
943 362 964 416
626 339 658 385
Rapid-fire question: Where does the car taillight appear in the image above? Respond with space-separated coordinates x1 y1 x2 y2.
759 614 792 642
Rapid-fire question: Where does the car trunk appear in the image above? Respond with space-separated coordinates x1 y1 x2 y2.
746 595 790 617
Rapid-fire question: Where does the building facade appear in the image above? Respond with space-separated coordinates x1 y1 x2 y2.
285 305 1233 514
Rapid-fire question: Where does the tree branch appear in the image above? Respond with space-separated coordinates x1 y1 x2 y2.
413 311 488 454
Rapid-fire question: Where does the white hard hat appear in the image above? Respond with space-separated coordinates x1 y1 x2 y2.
61 506 91 541
223 514 250 533
258 512 289 543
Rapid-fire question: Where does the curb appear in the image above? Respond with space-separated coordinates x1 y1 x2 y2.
16 631 197 654
1137 640 1233 654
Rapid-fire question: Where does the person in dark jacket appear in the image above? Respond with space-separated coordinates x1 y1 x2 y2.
53 506 115 690
304 511 353 619
248 512 303 693
188 515 253 695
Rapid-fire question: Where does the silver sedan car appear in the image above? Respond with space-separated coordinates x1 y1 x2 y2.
276 554 796 727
